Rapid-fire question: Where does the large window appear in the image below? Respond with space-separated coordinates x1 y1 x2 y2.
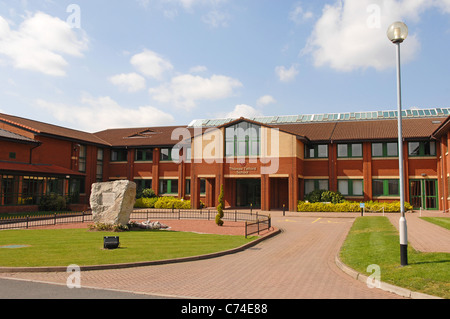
304 179 329 195
373 179 399 197
305 144 328 158
372 142 398 157
135 148 153 162
408 141 436 157
225 122 261 157
159 179 178 195
338 180 363 196
78 145 86 172
111 149 128 162
338 143 362 158
96 148 104 182
160 147 180 162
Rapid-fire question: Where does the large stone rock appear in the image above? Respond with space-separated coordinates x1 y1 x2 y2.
90 180 136 226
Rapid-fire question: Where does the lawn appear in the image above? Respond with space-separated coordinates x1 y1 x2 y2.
340 217 450 299
0 228 256 267
421 217 450 230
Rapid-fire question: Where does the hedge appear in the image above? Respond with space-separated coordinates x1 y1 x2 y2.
134 196 191 209
297 200 413 213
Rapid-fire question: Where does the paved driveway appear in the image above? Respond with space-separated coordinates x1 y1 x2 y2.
0 214 402 299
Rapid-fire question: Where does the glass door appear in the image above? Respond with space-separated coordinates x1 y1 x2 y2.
409 179 438 210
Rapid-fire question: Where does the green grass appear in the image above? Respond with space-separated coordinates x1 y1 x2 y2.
421 217 450 230
0 228 255 267
340 217 450 299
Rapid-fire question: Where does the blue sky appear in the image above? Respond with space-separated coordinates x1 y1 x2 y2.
0 0 450 132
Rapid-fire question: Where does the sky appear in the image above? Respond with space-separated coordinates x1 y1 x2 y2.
0 0 450 132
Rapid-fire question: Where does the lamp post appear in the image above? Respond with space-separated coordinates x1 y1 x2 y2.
387 21 408 266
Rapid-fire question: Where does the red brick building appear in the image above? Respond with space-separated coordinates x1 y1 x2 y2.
1 108 450 213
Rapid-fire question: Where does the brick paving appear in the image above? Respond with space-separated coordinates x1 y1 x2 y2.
0 212 408 299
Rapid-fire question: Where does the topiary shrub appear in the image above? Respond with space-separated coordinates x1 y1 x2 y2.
305 190 344 204
215 185 224 226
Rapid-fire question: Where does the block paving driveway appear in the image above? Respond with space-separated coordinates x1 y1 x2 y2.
0 213 408 299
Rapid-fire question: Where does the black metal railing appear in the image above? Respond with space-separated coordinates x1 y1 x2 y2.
0 209 271 237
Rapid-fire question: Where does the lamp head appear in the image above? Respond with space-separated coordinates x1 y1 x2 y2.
387 21 408 44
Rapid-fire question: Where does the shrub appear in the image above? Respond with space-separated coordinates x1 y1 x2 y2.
305 190 344 204
38 193 67 211
215 185 224 226
154 197 191 209
297 200 413 213
134 197 158 208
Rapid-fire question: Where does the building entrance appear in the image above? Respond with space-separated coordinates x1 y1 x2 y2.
236 179 261 208
410 179 438 210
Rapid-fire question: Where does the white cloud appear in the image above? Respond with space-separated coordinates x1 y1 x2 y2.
0 12 88 76
224 104 263 119
303 0 441 72
35 95 175 132
289 3 313 24
131 49 173 81
275 64 299 82
257 95 276 107
189 65 208 73
109 73 146 93
149 74 242 110
202 10 230 27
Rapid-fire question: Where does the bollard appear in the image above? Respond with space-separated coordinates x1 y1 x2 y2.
283 204 285 217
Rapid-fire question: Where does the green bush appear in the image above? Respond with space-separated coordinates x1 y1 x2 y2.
154 197 191 209
215 185 224 226
297 200 413 213
134 197 158 208
38 193 67 211
305 190 344 204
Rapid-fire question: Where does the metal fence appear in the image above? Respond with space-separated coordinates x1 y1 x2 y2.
0 209 271 237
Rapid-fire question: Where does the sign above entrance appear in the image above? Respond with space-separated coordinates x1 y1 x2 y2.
230 167 258 175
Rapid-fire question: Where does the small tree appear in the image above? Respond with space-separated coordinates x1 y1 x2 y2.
215 184 224 226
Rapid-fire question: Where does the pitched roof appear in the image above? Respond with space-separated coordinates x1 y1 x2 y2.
0 161 85 176
0 128 40 144
0 113 109 146
272 117 445 142
93 126 193 147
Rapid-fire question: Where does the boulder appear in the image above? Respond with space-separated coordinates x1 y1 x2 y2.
90 180 137 226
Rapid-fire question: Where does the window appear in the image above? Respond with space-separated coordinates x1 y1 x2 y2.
79 145 86 172
185 179 191 195
337 143 362 158
111 149 128 162
372 142 398 157
200 179 206 195
372 179 399 197
408 141 436 157
305 144 328 158
304 180 329 195
225 122 261 157
338 180 363 196
135 179 152 194
160 148 180 162
135 149 153 162
159 179 178 195
96 148 103 182
9 152 16 159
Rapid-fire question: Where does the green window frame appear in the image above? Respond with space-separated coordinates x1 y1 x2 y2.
372 179 399 197
96 148 104 182
305 144 328 159
225 122 261 157
160 148 180 162
337 143 362 158
135 148 153 162
304 179 329 195
408 141 436 157
338 180 363 196
159 179 179 195
372 142 398 157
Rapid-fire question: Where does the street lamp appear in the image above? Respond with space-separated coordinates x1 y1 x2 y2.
387 21 408 266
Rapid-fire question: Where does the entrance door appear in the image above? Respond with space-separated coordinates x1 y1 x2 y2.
409 179 438 210
236 179 261 208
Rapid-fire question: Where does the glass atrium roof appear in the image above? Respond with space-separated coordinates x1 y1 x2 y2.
187 108 450 128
